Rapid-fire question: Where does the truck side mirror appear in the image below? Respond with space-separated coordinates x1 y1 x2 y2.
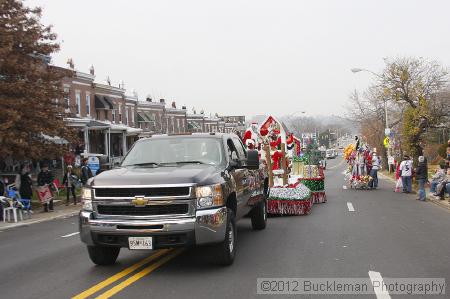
227 160 239 171
245 150 259 170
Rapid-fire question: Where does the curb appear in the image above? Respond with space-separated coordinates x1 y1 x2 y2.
378 172 450 212
0 209 80 231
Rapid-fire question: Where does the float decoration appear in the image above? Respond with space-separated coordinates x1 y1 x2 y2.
267 181 313 215
259 115 313 215
297 176 326 204
343 138 374 189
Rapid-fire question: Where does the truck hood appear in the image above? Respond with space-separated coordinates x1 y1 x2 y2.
91 164 224 187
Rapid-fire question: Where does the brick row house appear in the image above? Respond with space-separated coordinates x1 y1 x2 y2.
62 67 141 166
60 65 246 167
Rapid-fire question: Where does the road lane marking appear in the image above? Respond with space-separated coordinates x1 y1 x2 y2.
61 232 80 238
368 271 391 299
95 248 184 299
347 202 355 212
327 158 345 169
72 249 170 299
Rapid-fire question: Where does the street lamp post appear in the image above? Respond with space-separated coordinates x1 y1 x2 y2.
351 67 392 171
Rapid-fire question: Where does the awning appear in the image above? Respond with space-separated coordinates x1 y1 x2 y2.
144 112 156 122
41 133 68 144
110 123 127 131
95 95 114 110
137 111 150 122
187 120 202 130
87 120 110 130
126 127 143 135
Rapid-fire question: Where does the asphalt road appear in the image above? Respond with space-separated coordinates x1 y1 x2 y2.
1 158 449 299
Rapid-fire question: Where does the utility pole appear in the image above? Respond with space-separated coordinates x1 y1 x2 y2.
384 98 392 172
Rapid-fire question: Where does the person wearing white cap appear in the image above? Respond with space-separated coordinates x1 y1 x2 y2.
370 152 381 189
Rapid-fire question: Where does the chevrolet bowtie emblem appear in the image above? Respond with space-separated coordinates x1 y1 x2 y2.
132 197 148 206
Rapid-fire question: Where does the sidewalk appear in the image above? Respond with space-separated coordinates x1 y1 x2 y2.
0 202 81 231
378 172 450 211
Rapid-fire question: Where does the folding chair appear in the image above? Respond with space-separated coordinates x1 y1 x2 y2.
7 186 31 218
1 194 23 223
52 178 64 196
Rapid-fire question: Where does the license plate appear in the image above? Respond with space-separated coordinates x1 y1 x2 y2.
128 237 153 250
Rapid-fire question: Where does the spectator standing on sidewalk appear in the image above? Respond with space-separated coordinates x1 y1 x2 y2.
415 156 428 201
399 155 413 193
369 153 381 189
80 158 93 186
15 164 33 201
37 163 54 212
62 165 77 205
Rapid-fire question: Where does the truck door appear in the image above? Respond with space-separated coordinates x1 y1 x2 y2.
230 137 253 218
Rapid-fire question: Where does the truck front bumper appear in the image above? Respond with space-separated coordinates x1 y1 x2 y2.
79 207 227 248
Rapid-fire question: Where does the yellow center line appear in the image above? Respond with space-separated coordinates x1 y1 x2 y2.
71 249 171 299
95 248 184 299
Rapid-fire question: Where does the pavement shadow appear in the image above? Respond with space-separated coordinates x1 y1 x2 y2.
156 221 260 272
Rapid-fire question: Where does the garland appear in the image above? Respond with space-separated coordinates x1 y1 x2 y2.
311 191 327 204
268 198 313 215
293 156 309 163
299 178 325 192
268 183 311 201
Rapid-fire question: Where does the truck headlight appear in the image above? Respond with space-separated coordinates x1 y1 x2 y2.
81 187 93 211
195 184 224 209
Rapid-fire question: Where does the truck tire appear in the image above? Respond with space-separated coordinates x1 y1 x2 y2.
214 208 236 266
251 198 267 230
87 245 120 265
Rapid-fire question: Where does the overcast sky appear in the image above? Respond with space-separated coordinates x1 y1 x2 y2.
27 0 450 118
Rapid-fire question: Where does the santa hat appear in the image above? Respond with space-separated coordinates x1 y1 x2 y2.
243 130 253 144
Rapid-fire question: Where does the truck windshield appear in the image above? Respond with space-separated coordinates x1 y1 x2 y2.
121 137 225 166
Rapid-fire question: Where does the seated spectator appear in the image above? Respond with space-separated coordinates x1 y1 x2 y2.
435 169 450 200
430 164 446 194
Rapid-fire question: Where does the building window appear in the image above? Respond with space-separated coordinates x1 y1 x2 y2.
112 109 116 122
131 108 135 124
118 104 122 123
75 91 81 115
104 110 108 120
96 111 100 120
64 87 70 108
124 107 128 125
86 93 91 116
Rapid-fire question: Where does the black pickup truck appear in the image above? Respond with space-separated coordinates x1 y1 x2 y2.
79 133 268 266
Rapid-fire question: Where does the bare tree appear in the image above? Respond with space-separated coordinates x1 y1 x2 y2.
347 57 449 162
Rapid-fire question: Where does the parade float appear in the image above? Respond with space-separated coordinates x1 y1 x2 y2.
291 143 327 204
343 137 372 189
255 116 316 215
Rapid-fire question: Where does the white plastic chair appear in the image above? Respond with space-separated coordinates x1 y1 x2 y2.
3 206 23 223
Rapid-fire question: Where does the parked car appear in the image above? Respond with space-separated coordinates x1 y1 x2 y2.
326 149 335 159
79 133 268 266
